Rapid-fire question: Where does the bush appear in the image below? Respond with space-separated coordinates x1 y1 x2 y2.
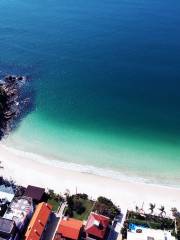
121 226 127 239
126 211 175 231
73 200 81 210
66 193 92 218
176 217 180 240
94 196 120 220
48 189 55 199
65 207 73 217
73 199 86 214
66 195 87 217
98 196 113 206
75 193 88 200
67 196 74 208
76 206 86 215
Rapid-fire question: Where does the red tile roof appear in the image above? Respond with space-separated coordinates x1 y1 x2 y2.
25 202 52 240
55 217 83 240
85 213 110 239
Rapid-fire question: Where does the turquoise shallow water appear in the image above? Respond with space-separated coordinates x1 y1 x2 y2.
5 111 180 186
0 0 180 186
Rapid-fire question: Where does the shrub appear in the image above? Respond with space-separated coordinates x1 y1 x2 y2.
76 206 86 215
94 196 120 220
75 193 88 200
67 196 74 209
65 207 73 217
98 196 113 206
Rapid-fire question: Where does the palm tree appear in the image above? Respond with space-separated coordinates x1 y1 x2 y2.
135 205 139 213
159 205 166 217
149 203 156 214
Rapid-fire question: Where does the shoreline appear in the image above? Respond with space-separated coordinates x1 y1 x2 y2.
4 133 180 189
1 141 180 211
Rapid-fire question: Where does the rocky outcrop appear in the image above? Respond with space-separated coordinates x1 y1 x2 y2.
0 75 29 139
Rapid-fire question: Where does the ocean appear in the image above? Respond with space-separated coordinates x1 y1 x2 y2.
0 0 180 186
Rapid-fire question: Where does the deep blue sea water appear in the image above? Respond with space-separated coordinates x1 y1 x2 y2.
0 0 180 186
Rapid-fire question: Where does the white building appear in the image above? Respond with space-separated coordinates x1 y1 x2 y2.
0 191 14 203
0 185 15 202
4 196 34 231
127 227 175 240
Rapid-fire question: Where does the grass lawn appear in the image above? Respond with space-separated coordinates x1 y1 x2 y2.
73 199 94 221
47 198 61 212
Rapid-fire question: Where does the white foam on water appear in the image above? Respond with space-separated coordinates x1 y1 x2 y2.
1 141 179 190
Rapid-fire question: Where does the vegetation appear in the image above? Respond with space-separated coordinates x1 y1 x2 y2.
128 211 174 229
159 205 166 217
47 198 61 211
47 189 63 211
176 217 180 239
14 185 26 197
65 193 94 220
170 208 180 239
149 203 156 214
121 210 176 240
121 225 128 240
93 196 120 220
125 210 174 230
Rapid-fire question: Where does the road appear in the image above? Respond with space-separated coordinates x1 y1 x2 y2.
43 202 67 240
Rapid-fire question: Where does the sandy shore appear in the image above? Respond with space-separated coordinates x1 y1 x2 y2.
1 142 180 213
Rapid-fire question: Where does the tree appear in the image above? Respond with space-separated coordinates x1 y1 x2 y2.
94 196 120 220
149 203 156 214
65 207 73 217
48 189 55 199
75 193 88 200
159 206 166 217
66 196 73 209
97 196 113 206
135 205 139 213
75 201 85 215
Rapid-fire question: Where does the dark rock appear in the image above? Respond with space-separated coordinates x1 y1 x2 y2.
0 74 28 140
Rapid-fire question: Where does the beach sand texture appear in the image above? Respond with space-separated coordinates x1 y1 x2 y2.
1 142 180 213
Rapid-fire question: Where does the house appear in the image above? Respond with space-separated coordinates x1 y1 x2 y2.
53 217 83 240
0 217 16 240
85 213 110 240
0 184 15 203
127 227 175 240
0 193 14 217
25 202 52 240
24 185 45 204
0 191 14 203
3 196 34 232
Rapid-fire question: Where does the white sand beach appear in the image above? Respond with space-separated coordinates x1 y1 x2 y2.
1 141 180 213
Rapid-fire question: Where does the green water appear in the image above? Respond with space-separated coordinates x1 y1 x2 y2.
6 111 180 186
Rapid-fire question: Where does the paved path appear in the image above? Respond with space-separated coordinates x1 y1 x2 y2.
43 213 59 240
107 208 127 240
56 202 67 219
43 202 67 240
